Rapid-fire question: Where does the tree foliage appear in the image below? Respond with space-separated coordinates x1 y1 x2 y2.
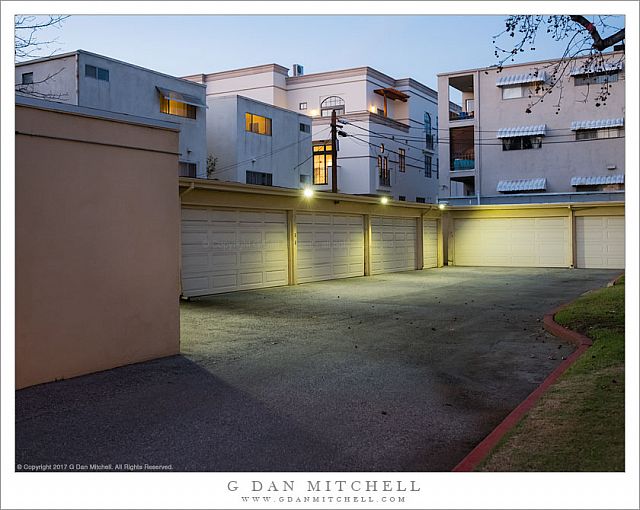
492 15 625 113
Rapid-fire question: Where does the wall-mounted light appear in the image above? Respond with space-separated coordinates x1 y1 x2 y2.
381 196 389 205
438 203 447 210
309 109 319 117
303 188 314 198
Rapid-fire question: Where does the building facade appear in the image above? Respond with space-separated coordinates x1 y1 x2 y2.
437 52 625 204
205 95 313 188
185 64 442 203
16 50 207 177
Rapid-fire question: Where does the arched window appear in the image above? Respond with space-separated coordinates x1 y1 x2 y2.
321 96 345 117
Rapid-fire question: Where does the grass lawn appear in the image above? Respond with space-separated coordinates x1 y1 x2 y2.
478 276 625 471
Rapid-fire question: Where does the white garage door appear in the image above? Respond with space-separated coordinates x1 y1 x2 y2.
576 216 624 269
181 207 289 297
453 217 569 267
296 212 364 283
423 219 438 269
371 216 417 274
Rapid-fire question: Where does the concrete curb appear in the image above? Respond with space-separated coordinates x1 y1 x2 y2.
451 303 594 472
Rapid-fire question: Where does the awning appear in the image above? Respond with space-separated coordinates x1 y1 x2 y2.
570 61 624 76
156 87 206 108
497 178 546 193
373 88 409 102
571 175 624 186
496 124 546 138
495 71 547 87
570 118 624 131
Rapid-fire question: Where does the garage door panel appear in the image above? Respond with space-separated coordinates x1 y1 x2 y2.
371 216 417 274
423 220 438 268
453 217 568 267
576 216 624 269
181 207 289 297
296 213 365 284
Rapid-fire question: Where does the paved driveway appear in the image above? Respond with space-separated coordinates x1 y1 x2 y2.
16 267 619 471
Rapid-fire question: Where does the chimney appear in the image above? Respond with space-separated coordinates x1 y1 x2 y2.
292 64 304 77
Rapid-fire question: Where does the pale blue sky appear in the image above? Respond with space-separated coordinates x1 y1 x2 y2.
32 15 625 91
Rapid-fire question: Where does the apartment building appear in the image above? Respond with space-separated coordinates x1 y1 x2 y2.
205 95 313 188
185 64 442 203
15 50 207 177
437 52 625 204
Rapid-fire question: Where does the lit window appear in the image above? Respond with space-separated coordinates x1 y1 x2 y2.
161 97 197 119
246 171 273 186
320 96 345 117
299 102 307 110
313 142 332 185
398 148 406 172
501 136 543 151
378 156 390 186
21 72 33 85
245 113 272 136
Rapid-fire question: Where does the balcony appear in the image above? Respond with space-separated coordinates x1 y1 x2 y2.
449 110 475 121
452 158 474 171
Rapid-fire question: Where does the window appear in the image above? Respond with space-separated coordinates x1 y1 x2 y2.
416 197 426 203
378 156 390 187
574 71 619 86
161 97 197 119
436 158 439 179
246 171 273 186
398 196 406 201
502 86 524 99
245 113 272 136
299 102 307 110
424 112 434 150
501 136 543 150
398 148 406 172
575 127 622 140
465 99 475 113
320 96 345 117
424 155 432 178
21 72 33 85
313 143 332 185
179 162 197 177
85 64 109 81
300 174 311 185
299 123 311 133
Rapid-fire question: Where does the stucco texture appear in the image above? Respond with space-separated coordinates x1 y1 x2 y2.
15 104 181 389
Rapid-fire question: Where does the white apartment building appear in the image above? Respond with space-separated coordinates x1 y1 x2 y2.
204 95 313 188
437 52 625 205
185 64 441 203
15 50 207 177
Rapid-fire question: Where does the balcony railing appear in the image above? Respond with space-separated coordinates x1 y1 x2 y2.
449 111 475 121
451 156 475 171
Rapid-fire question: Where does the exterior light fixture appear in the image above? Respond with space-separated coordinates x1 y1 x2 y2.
381 196 389 205
303 188 314 198
438 203 447 210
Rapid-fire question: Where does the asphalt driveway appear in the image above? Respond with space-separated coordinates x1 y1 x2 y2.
15 267 619 471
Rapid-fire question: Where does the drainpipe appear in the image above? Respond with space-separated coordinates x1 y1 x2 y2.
179 182 195 198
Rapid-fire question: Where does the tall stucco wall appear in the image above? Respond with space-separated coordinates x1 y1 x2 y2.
15 103 181 389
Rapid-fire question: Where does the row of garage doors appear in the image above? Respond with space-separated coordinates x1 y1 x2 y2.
451 216 624 270
181 208 438 297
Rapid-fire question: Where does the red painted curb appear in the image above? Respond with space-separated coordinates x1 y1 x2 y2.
452 304 595 472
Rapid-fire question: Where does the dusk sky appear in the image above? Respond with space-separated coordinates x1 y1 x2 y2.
32 14 625 91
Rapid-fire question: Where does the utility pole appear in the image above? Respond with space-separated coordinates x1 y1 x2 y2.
331 109 338 193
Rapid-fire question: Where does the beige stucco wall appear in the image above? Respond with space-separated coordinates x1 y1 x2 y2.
16 103 181 389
